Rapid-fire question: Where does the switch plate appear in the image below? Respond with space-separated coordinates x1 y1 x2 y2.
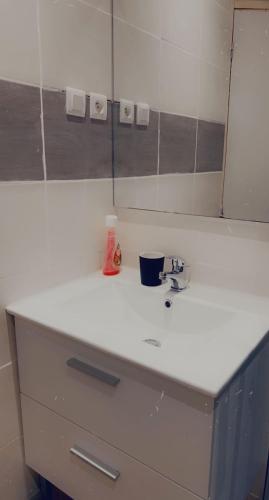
120 99 134 124
90 93 107 121
136 102 150 126
66 87 86 118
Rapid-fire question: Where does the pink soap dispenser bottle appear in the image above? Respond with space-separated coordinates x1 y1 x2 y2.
102 215 121 276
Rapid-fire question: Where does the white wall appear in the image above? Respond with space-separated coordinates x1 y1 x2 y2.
0 1 113 498
114 173 223 217
0 0 111 95
114 0 233 121
117 207 269 297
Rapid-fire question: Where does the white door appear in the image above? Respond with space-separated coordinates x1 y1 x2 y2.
223 10 269 222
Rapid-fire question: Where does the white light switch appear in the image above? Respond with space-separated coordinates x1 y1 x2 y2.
136 102 150 126
90 93 107 121
120 99 134 124
66 87 86 117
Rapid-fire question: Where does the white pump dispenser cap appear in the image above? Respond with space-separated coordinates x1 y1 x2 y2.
105 214 118 227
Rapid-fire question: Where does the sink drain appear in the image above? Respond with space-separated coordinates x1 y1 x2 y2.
143 338 162 348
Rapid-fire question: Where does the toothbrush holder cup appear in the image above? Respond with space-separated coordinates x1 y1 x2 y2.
139 252 165 287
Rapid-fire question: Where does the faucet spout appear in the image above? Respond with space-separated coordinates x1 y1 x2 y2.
168 276 182 291
159 256 190 293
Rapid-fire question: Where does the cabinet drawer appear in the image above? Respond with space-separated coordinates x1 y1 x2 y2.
22 396 202 500
16 318 213 498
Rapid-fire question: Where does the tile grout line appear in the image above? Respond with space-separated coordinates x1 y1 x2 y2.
194 6 204 177
156 21 161 211
115 16 231 74
36 0 47 182
192 7 205 214
75 0 111 17
0 361 12 372
36 0 52 278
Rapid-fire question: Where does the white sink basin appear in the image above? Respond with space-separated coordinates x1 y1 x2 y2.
7 268 269 396
59 280 235 339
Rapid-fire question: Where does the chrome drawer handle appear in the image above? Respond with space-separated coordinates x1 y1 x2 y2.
70 446 120 481
66 358 120 387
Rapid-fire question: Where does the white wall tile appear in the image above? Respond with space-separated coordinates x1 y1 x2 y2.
39 0 112 96
46 181 89 275
117 209 269 296
113 0 233 123
114 177 138 208
161 0 203 56
135 176 158 210
0 438 38 500
192 172 223 217
0 183 48 279
114 176 158 210
0 0 39 85
160 41 199 117
115 173 222 218
85 179 115 260
156 173 222 217
198 62 229 123
114 19 160 109
46 180 113 279
200 0 233 71
157 174 195 214
84 0 111 14
0 364 20 449
114 0 161 37
0 273 51 313
0 181 113 303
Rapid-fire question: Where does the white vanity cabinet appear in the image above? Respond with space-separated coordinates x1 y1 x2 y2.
21 397 199 500
15 317 269 500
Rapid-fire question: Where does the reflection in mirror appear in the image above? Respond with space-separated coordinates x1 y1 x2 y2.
112 0 234 217
224 10 269 223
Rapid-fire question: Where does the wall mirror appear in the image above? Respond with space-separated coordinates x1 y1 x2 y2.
112 2 269 223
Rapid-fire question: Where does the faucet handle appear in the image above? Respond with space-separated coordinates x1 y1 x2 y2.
166 256 185 273
159 271 167 283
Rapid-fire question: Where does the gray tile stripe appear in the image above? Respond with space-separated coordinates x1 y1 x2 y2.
113 103 158 178
196 120 225 173
0 80 112 182
159 113 197 175
44 91 112 180
0 79 225 181
113 106 225 177
0 80 43 181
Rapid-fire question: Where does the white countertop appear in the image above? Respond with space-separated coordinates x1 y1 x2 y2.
7 267 269 398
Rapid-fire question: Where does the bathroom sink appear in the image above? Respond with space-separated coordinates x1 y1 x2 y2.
7 268 269 396
58 280 235 339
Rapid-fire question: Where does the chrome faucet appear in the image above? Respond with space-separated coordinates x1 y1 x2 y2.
159 256 189 292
